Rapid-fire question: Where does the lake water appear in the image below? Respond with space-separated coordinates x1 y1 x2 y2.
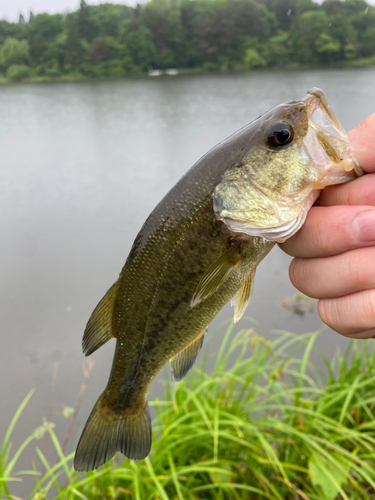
1 68 375 492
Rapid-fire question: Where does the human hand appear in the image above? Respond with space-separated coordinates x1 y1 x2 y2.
280 113 375 338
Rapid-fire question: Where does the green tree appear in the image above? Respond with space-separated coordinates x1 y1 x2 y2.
315 32 340 62
322 0 343 16
351 6 375 56
255 2 278 41
177 0 202 67
140 0 189 67
265 31 291 66
29 13 63 41
89 38 111 60
88 36 122 61
264 0 317 31
121 22 156 71
290 10 330 64
0 20 25 44
90 4 132 38
141 0 171 52
43 33 67 72
325 14 356 60
342 0 369 16
65 14 84 67
6 64 30 81
243 48 267 68
0 0 371 80
27 32 47 64
78 0 97 41
344 42 356 59
27 13 64 64
361 26 375 56
0 37 29 69
192 0 275 65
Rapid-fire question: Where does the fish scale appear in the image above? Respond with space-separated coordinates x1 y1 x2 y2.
74 88 361 471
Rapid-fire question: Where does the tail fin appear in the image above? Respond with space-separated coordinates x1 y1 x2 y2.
74 395 151 471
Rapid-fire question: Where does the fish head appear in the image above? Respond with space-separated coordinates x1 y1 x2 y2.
213 87 363 243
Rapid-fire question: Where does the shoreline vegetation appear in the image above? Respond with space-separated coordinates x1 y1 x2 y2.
1 58 375 86
0 0 374 84
2 324 375 499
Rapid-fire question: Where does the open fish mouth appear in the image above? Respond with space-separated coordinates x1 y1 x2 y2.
302 87 363 184
212 88 363 244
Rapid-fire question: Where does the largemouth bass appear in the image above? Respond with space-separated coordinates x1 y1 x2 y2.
74 88 361 471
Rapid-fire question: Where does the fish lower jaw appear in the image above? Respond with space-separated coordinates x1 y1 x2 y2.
340 157 363 176
218 190 320 244
341 158 358 172
311 160 362 189
220 210 306 243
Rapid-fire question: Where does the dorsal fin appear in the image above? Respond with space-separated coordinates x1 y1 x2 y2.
170 329 206 381
82 280 121 356
231 269 256 324
190 243 240 308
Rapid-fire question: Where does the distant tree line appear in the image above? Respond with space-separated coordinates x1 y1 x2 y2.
0 0 374 81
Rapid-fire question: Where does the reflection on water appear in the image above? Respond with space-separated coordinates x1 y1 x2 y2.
1 69 374 485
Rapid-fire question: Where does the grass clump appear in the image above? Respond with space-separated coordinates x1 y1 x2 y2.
2 323 375 499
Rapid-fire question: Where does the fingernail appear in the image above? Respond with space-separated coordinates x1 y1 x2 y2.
352 210 375 242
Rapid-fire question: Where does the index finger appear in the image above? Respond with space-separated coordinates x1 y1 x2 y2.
348 112 375 173
316 173 375 207
317 113 375 207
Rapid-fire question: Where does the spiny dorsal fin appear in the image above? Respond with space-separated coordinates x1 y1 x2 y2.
170 329 206 381
231 269 256 324
191 243 240 308
82 280 121 356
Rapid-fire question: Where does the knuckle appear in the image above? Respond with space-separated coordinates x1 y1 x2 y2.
319 291 375 336
345 251 361 284
317 299 336 329
346 248 375 289
318 298 352 335
289 258 303 290
289 258 312 294
313 223 327 254
365 290 375 321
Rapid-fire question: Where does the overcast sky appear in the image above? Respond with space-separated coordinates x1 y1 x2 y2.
0 0 374 21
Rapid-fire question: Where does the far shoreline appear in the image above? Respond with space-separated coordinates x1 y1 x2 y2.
1 58 375 85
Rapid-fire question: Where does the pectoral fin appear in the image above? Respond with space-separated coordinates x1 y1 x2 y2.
170 329 207 381
191 243 240 308
231 269 256 324
82 280 121 356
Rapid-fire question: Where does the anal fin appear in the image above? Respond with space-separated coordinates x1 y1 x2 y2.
231 269 256 324
82 280 121 356
170 329 207 381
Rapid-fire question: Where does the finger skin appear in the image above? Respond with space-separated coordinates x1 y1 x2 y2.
318 290 375 338
281 113 375 257
316 173 375 207
280 113 375 339
280 206 375 258
347 113 375 174
289 247 375 299
316 113 375 206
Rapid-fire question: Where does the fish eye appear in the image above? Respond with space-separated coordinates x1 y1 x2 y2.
267 122 294 147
